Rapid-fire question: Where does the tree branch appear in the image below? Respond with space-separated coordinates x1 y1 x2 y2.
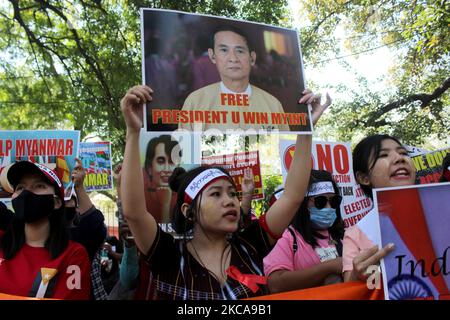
9 0 53 94
302 0 353 49
303 11 337 49
79 0 108 15
37 0 121 128
367 76 450 124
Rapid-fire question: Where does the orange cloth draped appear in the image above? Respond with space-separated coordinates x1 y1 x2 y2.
0 293 56 300
247 281 384 300
1 282 383 300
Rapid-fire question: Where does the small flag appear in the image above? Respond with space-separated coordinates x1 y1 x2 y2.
56 156 70 183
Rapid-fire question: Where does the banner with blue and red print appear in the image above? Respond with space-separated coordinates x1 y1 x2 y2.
374 182 450 300
79 141 113 192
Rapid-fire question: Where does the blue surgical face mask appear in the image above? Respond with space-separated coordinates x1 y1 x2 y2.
309 207 337 230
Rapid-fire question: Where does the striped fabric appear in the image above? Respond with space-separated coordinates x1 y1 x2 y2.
142 221 272 300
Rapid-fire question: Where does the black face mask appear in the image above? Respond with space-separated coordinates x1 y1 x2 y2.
12 190 56 223
65 207 78 222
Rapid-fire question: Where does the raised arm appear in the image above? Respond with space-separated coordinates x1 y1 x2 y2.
120 85 158 255
240 167 255 217
72 158 94 214
264 90 331 243
264 134 311 241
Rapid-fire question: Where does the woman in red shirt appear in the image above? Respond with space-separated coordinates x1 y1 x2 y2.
0 161 91 299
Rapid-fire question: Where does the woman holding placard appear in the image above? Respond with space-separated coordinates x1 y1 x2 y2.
119 85 328 299
342 134 416 282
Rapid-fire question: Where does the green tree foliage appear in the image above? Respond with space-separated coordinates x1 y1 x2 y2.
298 0 449 146
0 0 289 164
252 174 283 217
0 0 448 159
0 0 141 158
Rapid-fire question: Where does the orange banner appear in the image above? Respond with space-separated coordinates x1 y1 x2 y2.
1 282 382 300
0 293 42 300
247 281 384 300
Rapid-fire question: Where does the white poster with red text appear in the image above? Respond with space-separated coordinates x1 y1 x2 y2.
280 140 373 228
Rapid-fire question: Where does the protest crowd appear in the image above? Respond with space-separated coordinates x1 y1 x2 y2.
0 8 449 302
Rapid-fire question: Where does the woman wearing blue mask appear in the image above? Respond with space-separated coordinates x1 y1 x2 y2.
264 170 345 293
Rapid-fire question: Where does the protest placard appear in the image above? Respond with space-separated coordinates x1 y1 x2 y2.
139 130 201 230
79 142 113 192
411 147 450 184
373 182 450 300
280 140 373 228
202 151 263 200
141 8 310 134
0 130 80 200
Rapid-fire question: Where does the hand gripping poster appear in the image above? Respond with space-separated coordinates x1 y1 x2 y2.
0 130 80 201
141 8 311 134
373 183 450 300
280 139 373 228
79 142 113 192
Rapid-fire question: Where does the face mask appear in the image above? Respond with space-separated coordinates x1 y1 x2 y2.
309 207 337 230
12 190 55 223
65 207 78 222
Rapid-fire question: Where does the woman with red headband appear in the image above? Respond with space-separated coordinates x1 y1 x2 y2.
120 85 330 299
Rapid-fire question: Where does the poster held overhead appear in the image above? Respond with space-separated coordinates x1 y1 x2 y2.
79 141 114 192
0 130 80 201
141 8 311 134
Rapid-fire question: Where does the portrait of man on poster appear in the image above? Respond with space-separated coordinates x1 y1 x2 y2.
179 25 290 132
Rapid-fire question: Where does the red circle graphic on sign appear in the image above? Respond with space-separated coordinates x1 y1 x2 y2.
283 144 315 171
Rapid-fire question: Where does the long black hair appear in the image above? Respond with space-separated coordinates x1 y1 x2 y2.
290 170 345 255
353 134 404 199
0 187 69 260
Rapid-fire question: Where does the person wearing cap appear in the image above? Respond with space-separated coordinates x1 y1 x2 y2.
119 85 329 299
0 161 91 299
263 170 345 293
